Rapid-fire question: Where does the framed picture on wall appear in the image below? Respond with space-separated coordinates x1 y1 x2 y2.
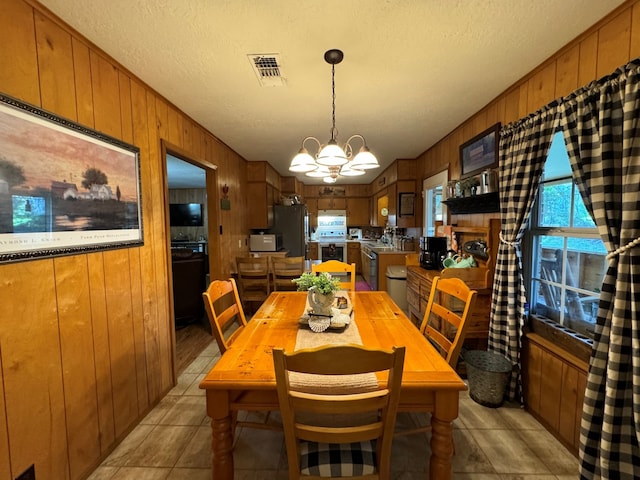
399 192 415 217
459 122 500 178
0 92 143 263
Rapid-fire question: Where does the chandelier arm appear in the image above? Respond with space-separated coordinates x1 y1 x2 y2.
301 136 322 154
344 134 367 148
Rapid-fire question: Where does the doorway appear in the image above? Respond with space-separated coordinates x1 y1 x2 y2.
164 145 217 375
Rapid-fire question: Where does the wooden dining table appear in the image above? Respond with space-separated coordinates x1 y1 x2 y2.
199 290 466 479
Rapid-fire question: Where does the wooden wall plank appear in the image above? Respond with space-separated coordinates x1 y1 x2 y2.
539 350 562 431
517 83 529 118
527 62 557 113
72 38 95 127
0 343 9 480
103 250 139 437
86 252 116 452
578 32 599 87
0 261 68 479
558 363 579 448
0 0 40 104
90 51 121 138
631 3 640 59
597 9 632 76
526 342 542 414
118 72 134 144
575 372 587 449
35 11 76 119
54 256 101 478
555 45 580 99
503 88 520 125
167 106 181 147
128 247 149 413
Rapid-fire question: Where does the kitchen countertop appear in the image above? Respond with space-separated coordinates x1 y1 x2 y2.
308 239 416 254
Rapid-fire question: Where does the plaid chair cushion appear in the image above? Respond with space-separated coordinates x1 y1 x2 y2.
299 440 377 477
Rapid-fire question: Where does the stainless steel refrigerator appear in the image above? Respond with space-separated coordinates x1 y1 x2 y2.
273 204 308 258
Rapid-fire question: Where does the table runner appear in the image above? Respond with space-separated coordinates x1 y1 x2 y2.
290 294 378 394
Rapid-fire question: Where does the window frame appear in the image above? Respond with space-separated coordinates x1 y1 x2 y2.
525 170 603 342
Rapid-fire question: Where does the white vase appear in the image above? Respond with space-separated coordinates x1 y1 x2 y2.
308 287 335 317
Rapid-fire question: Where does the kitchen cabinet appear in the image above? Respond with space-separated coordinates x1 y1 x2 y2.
247 182 278 228
347 242 362 274
307 242 319 260
317 197 346 210
374 191 388 226
346 197 370 226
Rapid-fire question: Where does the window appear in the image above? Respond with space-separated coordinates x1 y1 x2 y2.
423 170 447 236
527 131 606 340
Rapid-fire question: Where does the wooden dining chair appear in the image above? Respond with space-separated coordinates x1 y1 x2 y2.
202 278 247 355
419 276 477 368
396 276 476 437
202 278 280 433
235 256 270 313
273 344 405 480
311 259 356 291
271 256 305 291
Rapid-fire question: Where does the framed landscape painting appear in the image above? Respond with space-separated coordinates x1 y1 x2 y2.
0 93 143 263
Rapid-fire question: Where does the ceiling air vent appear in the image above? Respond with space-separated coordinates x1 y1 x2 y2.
248 54 285 87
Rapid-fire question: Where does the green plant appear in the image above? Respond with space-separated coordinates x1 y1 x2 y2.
292 271 341 294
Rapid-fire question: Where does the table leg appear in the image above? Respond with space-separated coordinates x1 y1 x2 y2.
429 391 458 480
207 391 234 480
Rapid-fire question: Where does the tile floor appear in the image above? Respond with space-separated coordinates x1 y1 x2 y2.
88 340 580 480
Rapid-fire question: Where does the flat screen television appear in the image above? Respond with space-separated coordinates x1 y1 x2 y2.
169 203 203 226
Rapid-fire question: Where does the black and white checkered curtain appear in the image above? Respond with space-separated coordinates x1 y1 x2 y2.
489 108 560 400
559 59 640 479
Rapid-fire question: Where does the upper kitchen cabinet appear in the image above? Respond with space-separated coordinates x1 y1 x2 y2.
247 161 281 228
317 197 347 210
346 197 369 226
280 176 304 197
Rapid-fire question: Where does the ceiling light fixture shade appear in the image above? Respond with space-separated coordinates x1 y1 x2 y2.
289 49 378 183
289 146 318 172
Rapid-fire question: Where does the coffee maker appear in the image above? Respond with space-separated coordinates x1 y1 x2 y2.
419 236 448 270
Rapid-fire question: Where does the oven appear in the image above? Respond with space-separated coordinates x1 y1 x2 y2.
320 242 347 263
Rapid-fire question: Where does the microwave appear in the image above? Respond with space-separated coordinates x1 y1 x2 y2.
249 234 282 252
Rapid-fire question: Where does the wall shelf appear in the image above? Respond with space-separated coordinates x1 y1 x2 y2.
443 192 499 214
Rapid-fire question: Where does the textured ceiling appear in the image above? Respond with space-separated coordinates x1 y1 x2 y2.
39 0 626 186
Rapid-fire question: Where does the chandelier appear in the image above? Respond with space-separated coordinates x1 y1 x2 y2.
289 49 379 184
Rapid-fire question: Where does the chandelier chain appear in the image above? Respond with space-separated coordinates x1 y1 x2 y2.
331 63 337 141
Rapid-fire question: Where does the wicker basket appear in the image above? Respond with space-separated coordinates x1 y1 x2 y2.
463 350 512 408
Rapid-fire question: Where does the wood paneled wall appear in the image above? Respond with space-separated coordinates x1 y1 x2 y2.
417 0 638 228
0 1 249 479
